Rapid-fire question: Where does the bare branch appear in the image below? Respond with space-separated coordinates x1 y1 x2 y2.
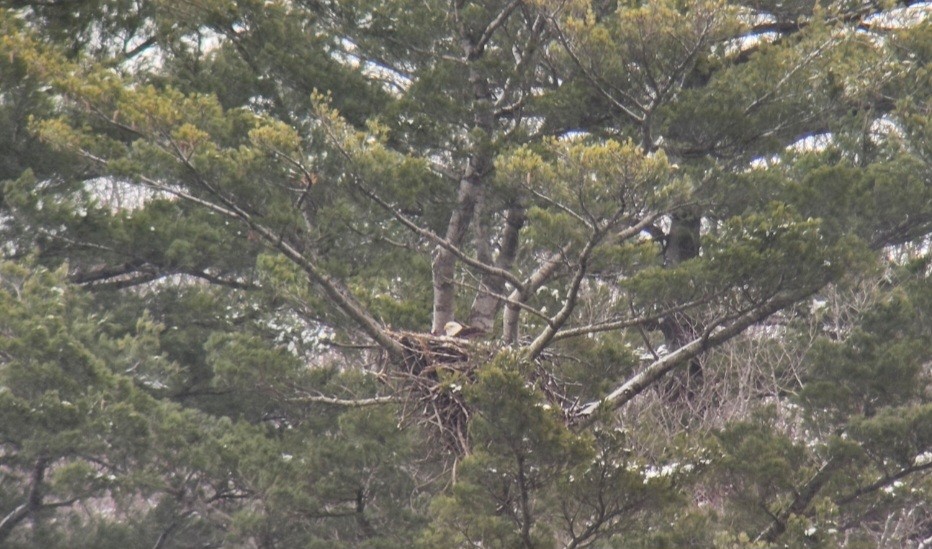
571 284 823 426
504 244 573 343
549 297 707 341
524 230 602 359
744 37 837 115
549 19 646 124
473 0 524 59
835 459 932 507
756 459 840 543
357 183 525 291
456 277 551 325
286 394 401 407
528 186 594 230
80 146 407 361
494 13 548 112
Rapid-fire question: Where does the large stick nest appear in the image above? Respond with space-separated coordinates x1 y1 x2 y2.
382 330 486 455
383 330 577 456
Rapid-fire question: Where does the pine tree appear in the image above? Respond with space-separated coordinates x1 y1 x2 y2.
1 0 930 546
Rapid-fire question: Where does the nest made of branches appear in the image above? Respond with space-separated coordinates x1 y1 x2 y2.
380 331 482 455
383 330 579 456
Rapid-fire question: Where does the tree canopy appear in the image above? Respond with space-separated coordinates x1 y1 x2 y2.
1 0 930 546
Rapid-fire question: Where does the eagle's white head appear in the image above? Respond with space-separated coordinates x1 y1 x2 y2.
444 321 465 337
443 321 485 338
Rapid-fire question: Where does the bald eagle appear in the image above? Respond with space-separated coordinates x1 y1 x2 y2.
444 321 485 339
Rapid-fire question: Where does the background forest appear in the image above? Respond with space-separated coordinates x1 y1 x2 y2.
1 0 930 547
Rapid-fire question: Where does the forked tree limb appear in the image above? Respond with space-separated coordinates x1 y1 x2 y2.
570 284 822 427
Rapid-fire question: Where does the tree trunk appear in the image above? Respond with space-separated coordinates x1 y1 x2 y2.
664 209 701 267
661 208 703 403
431 29 496 334
468 205 526 333
431 173 484 333
0 456 49 543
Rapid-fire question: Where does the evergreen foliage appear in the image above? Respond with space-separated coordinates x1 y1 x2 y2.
1 0 930 546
